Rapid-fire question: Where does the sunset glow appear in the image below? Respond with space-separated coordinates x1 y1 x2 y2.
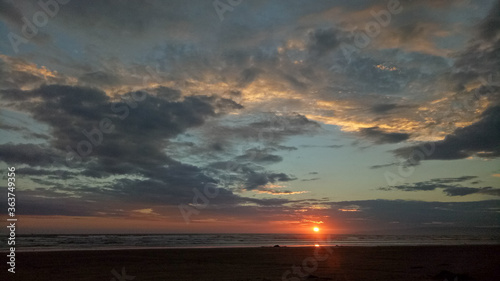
313 227 320 232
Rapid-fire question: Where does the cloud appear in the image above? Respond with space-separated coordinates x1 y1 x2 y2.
478 0 500 41
245 171 295 190
359 127 410 144
307 28 342 57
194 113 320 156
394 106 500 160
329 199 500 232
256 188 307 196
371 103 399 114
301 178 320 182
442 187 486 197
17 167 77 180
238 67 261 87
370 162 398 169
379 176 500 197
0 81 316 217
78 71 121 87
0 84 250 204
0 143 62 166
450 1 500 93
0 0 23 27
0 55 67 90
0 85 242 166
235 148 283 163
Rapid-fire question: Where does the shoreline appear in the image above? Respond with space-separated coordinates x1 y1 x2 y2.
3 242 500 253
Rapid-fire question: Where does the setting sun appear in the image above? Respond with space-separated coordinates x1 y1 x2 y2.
313 227 319 232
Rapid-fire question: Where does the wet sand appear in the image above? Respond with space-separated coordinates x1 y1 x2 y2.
8 245 500 280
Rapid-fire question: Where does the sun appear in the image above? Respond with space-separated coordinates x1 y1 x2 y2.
313 227 320 232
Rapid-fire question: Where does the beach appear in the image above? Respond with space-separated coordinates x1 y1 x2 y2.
8 245 500 281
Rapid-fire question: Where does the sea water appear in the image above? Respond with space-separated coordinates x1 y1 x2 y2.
1 234 499 251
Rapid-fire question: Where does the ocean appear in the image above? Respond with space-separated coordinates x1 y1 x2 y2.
1 234 499 251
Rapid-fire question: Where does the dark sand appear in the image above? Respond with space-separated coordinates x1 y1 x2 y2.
7 245 500 280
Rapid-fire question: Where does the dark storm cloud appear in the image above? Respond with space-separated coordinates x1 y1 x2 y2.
442 187 487 197
451 1 500 92
268 173 294 182
155 86 182 101
432 176 479 184
0 84 241 166
379 176 500 197
0 84 247 203
17 167 77 180
0 81 307 212
245 171 295 190
478 0 500 41
213 97 244 113
382 182 437 192
359 127 410 144
307 28 342 57
394 106 500 160
0 143 62 166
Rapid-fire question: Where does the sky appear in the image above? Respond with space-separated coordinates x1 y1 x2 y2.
0 0 499 235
